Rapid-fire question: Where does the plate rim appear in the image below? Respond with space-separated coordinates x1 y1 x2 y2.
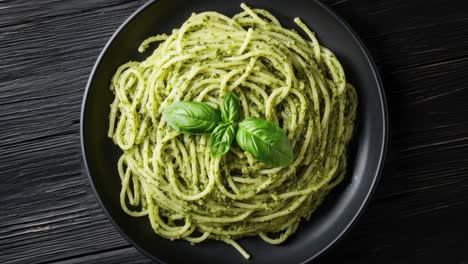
80 0 388 263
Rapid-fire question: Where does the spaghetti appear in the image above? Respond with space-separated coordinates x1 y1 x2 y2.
108 3 357 259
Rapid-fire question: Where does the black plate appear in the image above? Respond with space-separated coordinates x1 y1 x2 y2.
81 0 388 263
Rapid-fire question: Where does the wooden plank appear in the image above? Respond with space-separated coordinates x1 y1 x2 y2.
326 0 468 38
0 2 146 264
0 0 468 263
0 134 133 264
52 247 152 264
324 0 468 70
0 0 145 28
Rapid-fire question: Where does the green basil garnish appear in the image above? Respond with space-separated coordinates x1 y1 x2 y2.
162 101 221 134
210 123 237 157
236 118 293 167
163 95 294 167
221 92 241 123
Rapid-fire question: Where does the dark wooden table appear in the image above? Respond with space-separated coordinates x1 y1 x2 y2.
1 0 468 263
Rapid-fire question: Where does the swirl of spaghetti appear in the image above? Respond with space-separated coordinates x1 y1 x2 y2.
108 3 357 259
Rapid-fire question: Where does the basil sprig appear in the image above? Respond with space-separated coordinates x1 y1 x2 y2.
162 92 293 167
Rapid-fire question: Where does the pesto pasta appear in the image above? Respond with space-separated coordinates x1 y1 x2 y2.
108 3 357 259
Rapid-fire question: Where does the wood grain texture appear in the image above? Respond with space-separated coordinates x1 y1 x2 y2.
1 0 468 263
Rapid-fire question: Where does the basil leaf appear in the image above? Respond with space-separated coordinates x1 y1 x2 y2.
236 118 293 167
162 102 221 134
210 123 237 157
221 92 241 123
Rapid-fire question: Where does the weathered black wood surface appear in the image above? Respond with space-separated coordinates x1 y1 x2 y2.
1 0 468 263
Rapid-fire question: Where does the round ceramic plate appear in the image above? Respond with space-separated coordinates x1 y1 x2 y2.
81 0 388 263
